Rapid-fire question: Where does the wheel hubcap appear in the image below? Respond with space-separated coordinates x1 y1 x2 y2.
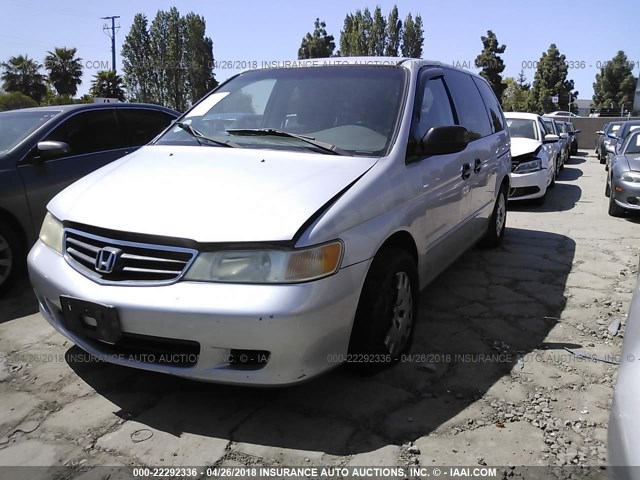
0 234 13 285
383 271 413 357
496 193 506 236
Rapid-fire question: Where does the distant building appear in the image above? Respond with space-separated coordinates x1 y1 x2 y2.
575 99 593 117
634 77 640 113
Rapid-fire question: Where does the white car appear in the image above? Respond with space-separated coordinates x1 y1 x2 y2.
505 112 560 204
547 111 580 118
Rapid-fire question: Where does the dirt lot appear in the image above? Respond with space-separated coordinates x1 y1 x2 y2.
0 151 637 473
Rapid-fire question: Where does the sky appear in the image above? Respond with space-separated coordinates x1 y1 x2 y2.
1 0 639 102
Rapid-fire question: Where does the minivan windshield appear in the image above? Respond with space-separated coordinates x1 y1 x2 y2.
155 66 407 156
0 110 60 154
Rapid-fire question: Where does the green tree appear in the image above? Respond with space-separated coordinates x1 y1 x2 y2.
528 44 577 114
122 7 217 110
475 30 506 101
592 50 637 113
0 55 47 103
44 47 83 96
0 91 38 111
90 70 125 100
298 18 336 59
401 13 423 58
122 13 153 102
384 5 401 57
338 5 423 57
501 71 531 112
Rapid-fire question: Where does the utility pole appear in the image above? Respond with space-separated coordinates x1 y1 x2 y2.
101 16 120 73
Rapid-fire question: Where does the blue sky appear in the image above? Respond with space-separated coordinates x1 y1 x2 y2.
1 0 639 101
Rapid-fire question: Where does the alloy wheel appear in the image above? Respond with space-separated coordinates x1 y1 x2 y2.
383 271 414 357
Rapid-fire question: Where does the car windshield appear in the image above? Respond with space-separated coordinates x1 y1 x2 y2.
506 118 538 140
155 66 407 156
621 123 640 140
0 110 60 154
624 132 640 154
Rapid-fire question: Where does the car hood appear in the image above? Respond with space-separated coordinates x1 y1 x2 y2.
624 154 640 172
48 145 378 243
510 138 542 157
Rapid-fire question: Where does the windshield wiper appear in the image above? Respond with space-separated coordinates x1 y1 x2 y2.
225 128 347 155
175 122 235 148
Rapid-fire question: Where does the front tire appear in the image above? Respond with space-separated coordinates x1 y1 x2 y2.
348 247 418 369
608 191 625 217
0 223 23 295
480 185 507 248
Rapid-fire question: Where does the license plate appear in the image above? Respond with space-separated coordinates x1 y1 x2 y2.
60 296 122 345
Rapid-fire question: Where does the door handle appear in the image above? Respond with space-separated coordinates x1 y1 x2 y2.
461 163 471 180
474 158 482 174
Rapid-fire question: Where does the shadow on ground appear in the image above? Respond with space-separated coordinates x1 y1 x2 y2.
66 226 576 456
0 272 38 324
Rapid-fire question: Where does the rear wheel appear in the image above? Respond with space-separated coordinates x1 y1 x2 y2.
0 223 23 295
348 247 418 370
480 184 507 248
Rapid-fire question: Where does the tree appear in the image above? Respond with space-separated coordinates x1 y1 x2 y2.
401 13 423 58
90 70 125 100
0 55 47 103
528 44 577 114
501 71 530 112
122 13 153 102
298 18 335 59
0 91 38 111
121 7 217 110
44 47 83 96
338 5 424 57
592 51 637 113
475 30 506 101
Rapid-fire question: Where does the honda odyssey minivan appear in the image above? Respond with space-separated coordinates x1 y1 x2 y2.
28 58 511 385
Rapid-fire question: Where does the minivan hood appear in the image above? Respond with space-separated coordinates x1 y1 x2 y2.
48 145 378 243
510 137 542 157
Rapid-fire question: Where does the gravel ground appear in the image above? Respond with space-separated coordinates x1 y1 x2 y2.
0 151 637 476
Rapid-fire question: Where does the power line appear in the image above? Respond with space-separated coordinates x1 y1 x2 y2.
101 15 120 74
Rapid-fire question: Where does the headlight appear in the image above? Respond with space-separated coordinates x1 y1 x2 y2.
184 241 343 283
39 212 63 254
621 172 640 183
513 158 542 174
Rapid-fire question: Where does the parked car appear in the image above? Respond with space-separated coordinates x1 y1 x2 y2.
606 120 640 168
543 117 569 170
28 58 511 385
558 121 580 156
605 130 640 217
547 111 579 118
505 112 558 204
0 103 179 293
609 254 640 476
597 122 623 164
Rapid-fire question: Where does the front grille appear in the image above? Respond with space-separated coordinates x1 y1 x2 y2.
64 228 198 285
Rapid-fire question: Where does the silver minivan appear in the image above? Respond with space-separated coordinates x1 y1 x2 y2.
28 58 511 385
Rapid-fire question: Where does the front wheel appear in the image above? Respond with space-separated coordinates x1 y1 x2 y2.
348 247 419 369
0 223 23 295
480 185 507 248
608 192 625 217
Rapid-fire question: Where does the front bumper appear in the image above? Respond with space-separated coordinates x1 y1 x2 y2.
611 179 640 210
28 240 370 386
508 169 547 201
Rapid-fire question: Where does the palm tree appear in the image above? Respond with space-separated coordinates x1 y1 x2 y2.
90 70 125 100
44 47 83 96
0 55 47 103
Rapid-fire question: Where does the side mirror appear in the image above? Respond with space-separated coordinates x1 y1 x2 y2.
544 134 560 143
35 140 71 159
559 133 569 139
596 131 604 135
419 125 470 156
